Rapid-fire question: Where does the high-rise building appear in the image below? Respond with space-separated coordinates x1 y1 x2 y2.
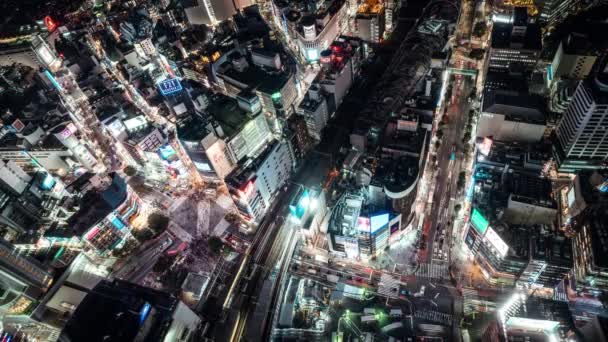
549 33 599 88
478 91 546 143
59 279 201 342
571 204 608 298
0 239 53 314
226 140 294 224
183 0 252 26
355 0 384 43
553 73 608 172
297 84 329 141
487 8 541 76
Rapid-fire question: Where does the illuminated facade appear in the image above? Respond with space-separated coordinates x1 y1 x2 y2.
277 0 349 62
571 205 608 298
0 239 53 314
554 75 608 172
68 174 142 253
355 0 384 43
226 140 294 224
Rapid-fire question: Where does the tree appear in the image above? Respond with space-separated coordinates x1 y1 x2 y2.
124 166 137 177
462 132 471 143
454 204 462 214
208 236 224 254
436 129 444 139
153 254 175 273
132 228 154 242
473 22 487 37
434 140 441 149
457 171 467 189
148 213 170 234
469 48 485 60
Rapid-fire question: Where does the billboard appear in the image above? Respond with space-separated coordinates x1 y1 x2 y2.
567 187 576 207
478 137 493 156
484 227 509 257
370 213 389 234
357 217 370 232
158 145 177 160
40 173 56 190
290 189 310 220
471 208 489 235
158 78 183 96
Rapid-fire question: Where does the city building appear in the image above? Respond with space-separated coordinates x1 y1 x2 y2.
226 140 294 224
548 33 600 88
553 68 608 172
0 239 53 314
212 48 298 120
478 91 546 143
355 0 385 43
66 173 141 253
487 8 541 76
284 115 314 166
184 0 252 26
465 142 562 287
274 0 349 62
571 203 608 299
177 94 273 180
318 37 365 113
494 293 576 341
298 84 329 141
59 279 201 342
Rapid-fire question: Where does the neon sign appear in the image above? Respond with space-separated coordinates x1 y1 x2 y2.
44 16 57 32
471 208 489 235
158 78 182 96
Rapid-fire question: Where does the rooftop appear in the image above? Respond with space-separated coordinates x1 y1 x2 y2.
482 91 545 125
491 22 541 51
60 279 178 342
67 174 128 236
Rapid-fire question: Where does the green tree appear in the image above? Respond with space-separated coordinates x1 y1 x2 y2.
473 22 487 37
434 140 441 149
436 129 444 139
469 48 485 60
457 171 467 189
148 213 169 234
454 204 462 214
153 254 175 273
132 228 154 242
208 236 224 254
124 166 137 177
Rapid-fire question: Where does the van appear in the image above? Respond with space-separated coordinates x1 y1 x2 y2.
389 309 403 318
361 315 377 324
414 285 426 297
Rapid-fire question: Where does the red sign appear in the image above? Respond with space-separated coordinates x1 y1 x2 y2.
44 16 57 32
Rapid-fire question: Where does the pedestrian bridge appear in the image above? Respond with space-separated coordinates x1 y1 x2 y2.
447 67 478 77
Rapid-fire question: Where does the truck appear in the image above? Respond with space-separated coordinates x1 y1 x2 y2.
314 254 329 264
381 322 403 333
326 274 339 283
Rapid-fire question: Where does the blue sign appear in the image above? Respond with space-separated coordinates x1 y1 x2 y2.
139 303 151 325
40 173 56 190
158 78 182 96
44 70 63 91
